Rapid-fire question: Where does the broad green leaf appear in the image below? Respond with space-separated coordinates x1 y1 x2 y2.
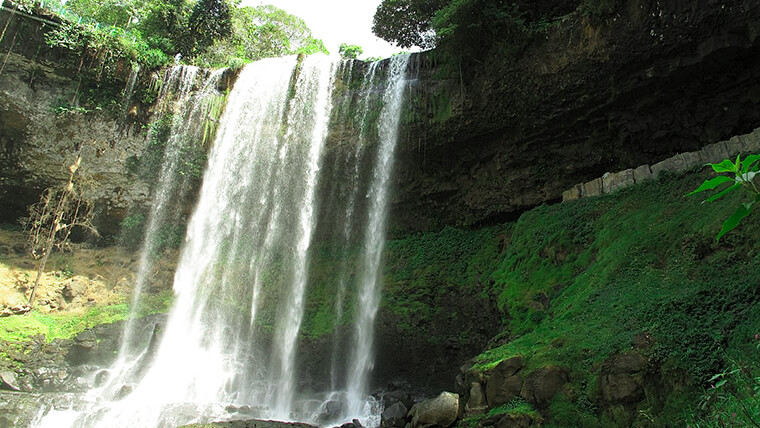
741 154 760 172
705 182 741 202
716 202 753 241
686 175 733 195
710 159 736 173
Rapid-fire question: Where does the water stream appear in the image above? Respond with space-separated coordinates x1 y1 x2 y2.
33 53 410 428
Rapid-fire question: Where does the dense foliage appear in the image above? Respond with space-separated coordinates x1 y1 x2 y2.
372 0 613 58
196 5 327 68
372 0 446 49
338 43 363 59
380 167 760 426
34 0 327 70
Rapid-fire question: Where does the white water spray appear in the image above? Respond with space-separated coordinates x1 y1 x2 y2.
346 55 410 416
33 54 410 428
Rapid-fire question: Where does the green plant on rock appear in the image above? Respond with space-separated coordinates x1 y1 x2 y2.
688 153 760 241
338 43 363 60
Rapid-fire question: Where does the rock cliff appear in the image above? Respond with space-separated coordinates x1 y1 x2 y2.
0 7 153 236
391 0 760 232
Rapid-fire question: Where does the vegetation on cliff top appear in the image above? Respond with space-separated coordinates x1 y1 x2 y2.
372 0 616 58
14 0 327 72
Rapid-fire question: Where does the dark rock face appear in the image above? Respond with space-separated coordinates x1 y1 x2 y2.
381 401 408 428
599 352 648 404
519 366 569 406
0 9 158 237
391 0 760 233
373 294 500 394
0 314 166 393
485 357 524 407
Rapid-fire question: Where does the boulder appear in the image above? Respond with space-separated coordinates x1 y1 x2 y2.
61 280 87 301
600 352 648 404
519 366 568 406
338 420 363 428
650 156 686 177
745 130 760 151
0 371 20 391
381 402 408 428
465 382 487 414
676 151 704 169
700 141 731 164
485 357 523 407
317 400 344 423
408 391 459 428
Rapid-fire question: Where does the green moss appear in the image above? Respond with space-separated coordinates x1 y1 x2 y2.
0 290 173 343
0 305 128 342
383 224 509 333
458 398 539 428
455 167 760 425
545 394 600 428
300 244 359 339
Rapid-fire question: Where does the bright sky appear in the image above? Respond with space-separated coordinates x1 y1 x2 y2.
241 0 401 59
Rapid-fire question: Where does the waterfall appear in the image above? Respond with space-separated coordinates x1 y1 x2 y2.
327 60 380 391
106 65 226 392
32 53 410 428
347 54 411 416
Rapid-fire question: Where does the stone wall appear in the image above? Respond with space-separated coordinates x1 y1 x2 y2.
562 127 760 201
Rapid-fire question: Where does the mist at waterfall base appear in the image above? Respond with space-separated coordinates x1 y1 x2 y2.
34 54 411 428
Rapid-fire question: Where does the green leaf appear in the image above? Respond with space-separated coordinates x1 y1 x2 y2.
686 176 734 196
705 182 741 202
742 154 760 173
710 159 736 173
716 202 753 241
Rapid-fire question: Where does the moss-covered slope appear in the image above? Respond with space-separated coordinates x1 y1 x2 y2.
377 165 760 425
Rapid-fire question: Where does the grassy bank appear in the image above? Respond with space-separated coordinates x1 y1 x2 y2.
381 166 759 426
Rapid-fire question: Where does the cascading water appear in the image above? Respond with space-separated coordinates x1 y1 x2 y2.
106 65 227 395
325 60 380 392
346 55 410 417
33 53 409 428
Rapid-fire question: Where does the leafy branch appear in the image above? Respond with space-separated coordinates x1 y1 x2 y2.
688 154 760 241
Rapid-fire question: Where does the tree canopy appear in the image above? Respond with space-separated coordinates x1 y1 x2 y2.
372 0 583 54
372 0 446 49
41 0 327 69
338 43 363 60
